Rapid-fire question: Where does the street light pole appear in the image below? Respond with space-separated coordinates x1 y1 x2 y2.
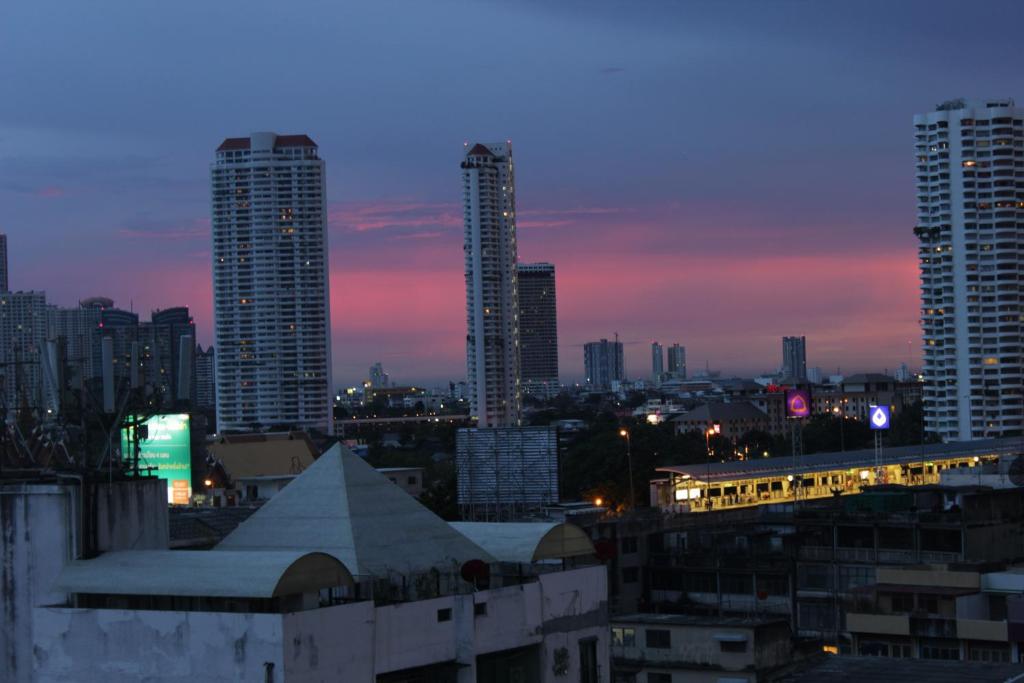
619 429 636 510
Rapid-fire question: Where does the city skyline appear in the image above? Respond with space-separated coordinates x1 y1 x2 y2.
4 1 1024 385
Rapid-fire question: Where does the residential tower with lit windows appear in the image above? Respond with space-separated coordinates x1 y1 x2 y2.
211 132 332 433
914 99 1024 441
461 142 522 426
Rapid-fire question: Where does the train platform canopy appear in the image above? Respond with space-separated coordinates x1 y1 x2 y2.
657 437 1017 484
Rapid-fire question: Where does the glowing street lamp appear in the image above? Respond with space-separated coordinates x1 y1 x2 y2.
619 429 636 510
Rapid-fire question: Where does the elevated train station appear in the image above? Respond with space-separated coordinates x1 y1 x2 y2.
651 437 1021 513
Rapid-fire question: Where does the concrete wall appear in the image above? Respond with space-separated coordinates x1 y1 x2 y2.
283 601 375 680
1 478 168 683
536 566 610 683
1 484 73 682
92 478 169 551
30 565 609 682
33 608 283 682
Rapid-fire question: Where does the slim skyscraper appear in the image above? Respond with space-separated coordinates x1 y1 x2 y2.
517 262 558 398
584 338 624 390
140 307 195 406
0 291 48 411
195 345 215 409
369 362 390 389
915 98 1024 441
782 336 807 381
211 133 332 433
462 142 521 426
667 343 686 379
651 342 664 384
0 233 8 292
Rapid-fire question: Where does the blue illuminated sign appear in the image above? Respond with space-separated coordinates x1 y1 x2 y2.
869 405 891 430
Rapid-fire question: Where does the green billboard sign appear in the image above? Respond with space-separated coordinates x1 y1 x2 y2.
121 414 192 505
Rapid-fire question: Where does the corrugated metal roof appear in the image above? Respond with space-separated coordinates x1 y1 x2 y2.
216 444 494 576
53 550 350 598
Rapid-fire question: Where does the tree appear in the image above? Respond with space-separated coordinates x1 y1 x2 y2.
560 420 707 508
888 400 938 446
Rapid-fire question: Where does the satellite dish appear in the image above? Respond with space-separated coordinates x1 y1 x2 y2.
1008 456 1024 487
460 559 489 583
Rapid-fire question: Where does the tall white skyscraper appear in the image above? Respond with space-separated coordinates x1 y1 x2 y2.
462 142 521 427
915 98 1024 441
211 133 332 434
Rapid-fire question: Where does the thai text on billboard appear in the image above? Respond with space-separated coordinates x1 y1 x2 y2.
120 414 192 505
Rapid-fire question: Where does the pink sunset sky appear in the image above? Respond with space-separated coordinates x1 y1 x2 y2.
2 0 1020 386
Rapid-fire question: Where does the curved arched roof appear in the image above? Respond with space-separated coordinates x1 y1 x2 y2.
53 550 352 598
449 522 596 563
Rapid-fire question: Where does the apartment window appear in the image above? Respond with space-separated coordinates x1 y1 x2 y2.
474 602 487 617
622 567 639 584
890 593 914 613
622 537 639 554
612 627 636 647
969 643 1010 663
646 629 671 649
920 639 960 660
437 608 452 622
720 639 747 653
407 476 418 485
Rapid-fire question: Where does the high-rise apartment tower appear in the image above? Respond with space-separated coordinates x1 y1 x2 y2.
667 343 686 380
462 142 521 426
211 132 332 433
782 336 807 381
584 338 624 390
517 263 558 398
915 98 1024 441
651 342 664 384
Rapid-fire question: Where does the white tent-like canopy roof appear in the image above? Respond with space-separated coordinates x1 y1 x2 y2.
449 522 596 563
216 444 494 577
53 550 352 598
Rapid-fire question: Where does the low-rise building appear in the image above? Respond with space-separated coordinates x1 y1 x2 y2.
376 466 425 497
206 431 320 502
34 445 610 682
671 402 770 440
611 614 794 683
847 564 1024 663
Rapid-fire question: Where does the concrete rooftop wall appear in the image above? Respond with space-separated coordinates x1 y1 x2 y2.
33 608 283 682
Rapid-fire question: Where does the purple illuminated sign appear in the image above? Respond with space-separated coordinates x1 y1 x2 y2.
785 389 811 419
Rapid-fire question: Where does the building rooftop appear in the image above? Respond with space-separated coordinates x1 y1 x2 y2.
450 522 595 563
215 444 495 577
612 613 787 629
658 436 1017 483
208 431 319 480
671 402 768 423
841 373 895 385
466 143 494 157
216 134 317 151
54 550 351 599
776 654 1024 682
